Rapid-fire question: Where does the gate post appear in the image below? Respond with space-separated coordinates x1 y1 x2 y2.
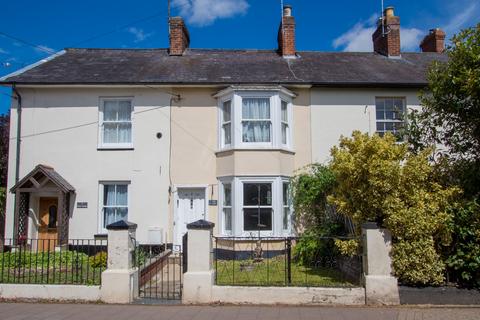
182 219 214 304
362 222 400 305
101 220 139 304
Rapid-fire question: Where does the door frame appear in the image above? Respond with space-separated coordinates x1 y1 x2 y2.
173 184 209 249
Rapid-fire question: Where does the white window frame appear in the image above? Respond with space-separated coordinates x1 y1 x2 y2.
98 181 130 233
219 178 234 235
98 97 134 149
375 97 406 138
220 99 233 148
281 179 293 234
218 176 294 237
216 87 294 151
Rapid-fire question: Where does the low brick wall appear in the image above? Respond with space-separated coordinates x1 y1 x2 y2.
0 284 101 301
211 286 365 305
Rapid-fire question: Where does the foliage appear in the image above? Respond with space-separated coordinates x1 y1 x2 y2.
0 250 88 268
88 251 107 269
407 24 480 198
0 113 9 187
445 199 480 287
290 164 336 228
334 239 359 257
328 131 459 285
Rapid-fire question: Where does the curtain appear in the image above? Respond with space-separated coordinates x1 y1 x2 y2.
103 100 132 144
242 98 271 143
103 184 128 227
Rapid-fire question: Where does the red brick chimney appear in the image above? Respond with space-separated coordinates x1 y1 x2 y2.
169 17 190 56
372 6 401 57
278 5 296 57
420 28 446 53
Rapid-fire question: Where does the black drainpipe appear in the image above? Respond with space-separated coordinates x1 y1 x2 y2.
12 84 22 184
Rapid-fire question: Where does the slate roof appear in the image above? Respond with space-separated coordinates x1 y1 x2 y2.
10 164 75 193
1 48 447 87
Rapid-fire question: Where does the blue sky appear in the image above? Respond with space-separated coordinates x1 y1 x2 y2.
1 0 479 115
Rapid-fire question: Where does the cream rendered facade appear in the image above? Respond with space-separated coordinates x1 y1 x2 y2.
5 85 420 243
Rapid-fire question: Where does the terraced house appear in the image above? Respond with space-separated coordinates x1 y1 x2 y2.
1 6 447 248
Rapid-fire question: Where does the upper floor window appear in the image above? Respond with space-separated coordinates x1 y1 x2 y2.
375 97 405 138
99 98 133 148
216 87 295 150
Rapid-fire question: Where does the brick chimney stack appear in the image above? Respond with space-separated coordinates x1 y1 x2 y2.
169 17 190 56
420 28 446 53
278 5 296 58
372 6 401 58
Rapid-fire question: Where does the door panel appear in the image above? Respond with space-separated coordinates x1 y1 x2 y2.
38 197 58 251
175 188 206 247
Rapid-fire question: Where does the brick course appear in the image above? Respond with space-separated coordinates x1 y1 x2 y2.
278 16 296 57
420 29 446 53
169 17 190 56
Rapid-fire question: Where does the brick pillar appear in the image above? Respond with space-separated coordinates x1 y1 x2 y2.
372 7 401 58
278 5 296 57
420 28 446 53
169 17 190 56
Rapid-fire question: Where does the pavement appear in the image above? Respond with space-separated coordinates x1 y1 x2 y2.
1 303 480 320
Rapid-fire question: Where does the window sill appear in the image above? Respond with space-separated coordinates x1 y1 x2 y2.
97 146 134 151
216 147 295 156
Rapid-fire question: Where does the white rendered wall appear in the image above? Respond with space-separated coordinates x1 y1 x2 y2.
5 87 172 243
310 88 421 164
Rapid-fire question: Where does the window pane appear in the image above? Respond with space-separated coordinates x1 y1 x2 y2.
223 100 231 122
116 185 128 206
104 101 118 121
375 99 384 111
282 123 288 145
116 208 128 221
281 101 288 122
385 111 395 120
243 183 272 206
376 122 385 131
283 208 289 230
283 183 289 206
243 208 272 231
242 121 271 142
376 110 385 120
242 98 270 119
224 208 232 231
223 183 231 206
385 99 394 112
104 185 116 206
223 123 231 145
104 207 116 227
103 123 118 143
118 123 132 143
117 101 132 121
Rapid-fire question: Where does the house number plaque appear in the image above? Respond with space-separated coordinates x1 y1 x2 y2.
77 202 88 209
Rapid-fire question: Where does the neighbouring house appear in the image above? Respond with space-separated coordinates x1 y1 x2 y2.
0 6 447 247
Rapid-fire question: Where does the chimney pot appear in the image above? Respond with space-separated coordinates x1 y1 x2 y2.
420 28 446 53
384 6 395 17
283 5 292 17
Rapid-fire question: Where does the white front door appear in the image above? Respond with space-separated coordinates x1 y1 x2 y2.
174 188 206 248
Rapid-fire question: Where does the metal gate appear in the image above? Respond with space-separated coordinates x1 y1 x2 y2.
136 244 184 301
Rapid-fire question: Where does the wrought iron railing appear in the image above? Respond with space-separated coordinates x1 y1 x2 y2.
214 236 362 287
0 238 107 285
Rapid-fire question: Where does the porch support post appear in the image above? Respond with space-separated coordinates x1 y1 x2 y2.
100 220 139 304
13 190 20 244
57 191 70 246
182 219 215 304
362 222 400 305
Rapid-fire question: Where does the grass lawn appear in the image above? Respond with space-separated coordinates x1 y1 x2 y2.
215 256 358 287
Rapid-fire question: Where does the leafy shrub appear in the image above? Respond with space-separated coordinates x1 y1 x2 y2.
446 199 480 287
293 233 337 266
88 251 107 269
328 131 459 285
0 250 89 268
334 239 359 257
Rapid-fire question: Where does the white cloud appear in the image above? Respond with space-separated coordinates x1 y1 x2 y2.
127 27 153 43
172 0 249 26
333 14 423 52
442 1 479 36
34 45 55 55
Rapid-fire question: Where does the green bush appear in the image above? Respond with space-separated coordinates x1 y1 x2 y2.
446 199 480 287
293 234 337 266
0 250 89 269
88 251 107 269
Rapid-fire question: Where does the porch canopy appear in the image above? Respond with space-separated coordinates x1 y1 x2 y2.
10 164 75 244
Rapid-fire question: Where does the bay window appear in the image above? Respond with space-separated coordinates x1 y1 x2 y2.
219 177 293 236
216 87 294 150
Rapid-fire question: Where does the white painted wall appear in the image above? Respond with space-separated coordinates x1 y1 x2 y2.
310 88 421 163
6 87 171 243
